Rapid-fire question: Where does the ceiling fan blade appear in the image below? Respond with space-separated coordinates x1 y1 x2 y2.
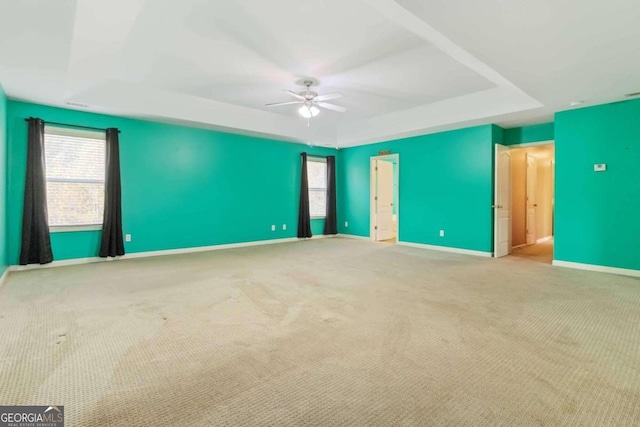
317 102 347 113
314 92 344 102
265 100 302 107
284 90 305 100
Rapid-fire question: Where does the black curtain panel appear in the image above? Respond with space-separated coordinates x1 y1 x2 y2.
20 118 54 265
297 152 312 238
323 155 338 235
99 128 125 257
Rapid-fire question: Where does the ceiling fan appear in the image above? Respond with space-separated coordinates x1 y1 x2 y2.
265 80 347 126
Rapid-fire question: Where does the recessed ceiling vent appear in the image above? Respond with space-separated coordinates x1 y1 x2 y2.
65 101 89 108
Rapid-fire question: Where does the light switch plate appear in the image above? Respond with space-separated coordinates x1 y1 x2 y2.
594 163 607 172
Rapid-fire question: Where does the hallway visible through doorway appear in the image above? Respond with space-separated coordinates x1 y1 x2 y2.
494 142 555 263
510 238 554 264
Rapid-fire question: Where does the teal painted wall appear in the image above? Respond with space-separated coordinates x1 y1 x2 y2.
338 125 494 252
504 122 554 146
6 101 337 265
491 124 505 145
555 99 640 270
0 84 7 277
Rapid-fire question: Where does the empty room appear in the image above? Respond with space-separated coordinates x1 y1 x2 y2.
1 1 639 426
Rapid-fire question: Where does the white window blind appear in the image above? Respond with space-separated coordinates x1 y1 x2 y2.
307 158 327 218
44 126 106 227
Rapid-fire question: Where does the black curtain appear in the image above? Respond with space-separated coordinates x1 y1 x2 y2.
20 118 54 265
297 152 312 238
323 155 337 235
99 128 125 257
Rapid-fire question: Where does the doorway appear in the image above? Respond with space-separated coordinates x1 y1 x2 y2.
370 154 399 243
494 142 555 263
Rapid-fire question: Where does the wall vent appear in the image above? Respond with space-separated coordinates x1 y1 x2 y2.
65 101 89 108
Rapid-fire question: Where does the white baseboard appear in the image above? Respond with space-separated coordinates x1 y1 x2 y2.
9 257 113 272
552 260 640 278
537 236 554 244
336 233 371 241
7 236 330 272
397 241 493 257
123 237 302 260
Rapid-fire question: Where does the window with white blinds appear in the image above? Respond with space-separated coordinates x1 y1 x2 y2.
307 158 327 218
44 126 106 227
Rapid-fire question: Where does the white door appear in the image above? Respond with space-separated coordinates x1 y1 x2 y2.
375 160 394 241
494 144 511 257
526 155 537 245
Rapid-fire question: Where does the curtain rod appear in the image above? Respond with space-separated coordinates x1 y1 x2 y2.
24 118 120 133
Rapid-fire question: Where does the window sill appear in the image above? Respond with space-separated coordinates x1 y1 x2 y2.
310 216 326 220
50 225 102 233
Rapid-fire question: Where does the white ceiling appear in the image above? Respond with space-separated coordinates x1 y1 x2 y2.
0 0 638 147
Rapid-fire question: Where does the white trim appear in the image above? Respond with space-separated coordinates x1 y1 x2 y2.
0 268 10 289
506 140 554 148
370 153 400 242
50 225 102 233
9 257 112 271
494 143 512 258
398 241 493 257
122 238 302 260
45 125 106 140
536 236 553 244
552 260 640 278
7 237 330 272
301 234 337 241
307 156 327 163
336 233 371 240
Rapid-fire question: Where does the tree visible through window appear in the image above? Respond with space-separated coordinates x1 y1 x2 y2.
44 126 106 227
307 158 327 218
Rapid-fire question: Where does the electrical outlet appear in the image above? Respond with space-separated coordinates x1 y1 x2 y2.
125 234 132 242
439 230 445 237
282 224 286 230
271 225 275 231
345 221 349 228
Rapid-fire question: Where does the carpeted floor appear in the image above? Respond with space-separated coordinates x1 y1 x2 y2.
510 240 554 264
1 238 639 426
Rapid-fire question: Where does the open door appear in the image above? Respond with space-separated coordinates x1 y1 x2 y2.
494 144 511 257
373 160 394 241
526 154 537 245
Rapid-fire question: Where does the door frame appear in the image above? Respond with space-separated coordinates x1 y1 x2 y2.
525 154 537 245
370 153 400 241
494 144 512 257
493 140 556 257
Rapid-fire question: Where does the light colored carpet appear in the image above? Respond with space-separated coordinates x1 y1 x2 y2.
511 240 555 264
0 238 639 426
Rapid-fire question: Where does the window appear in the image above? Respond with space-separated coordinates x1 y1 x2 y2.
307 158 327 218
44 126 106 227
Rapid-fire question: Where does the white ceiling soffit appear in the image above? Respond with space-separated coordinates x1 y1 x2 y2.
0 0 567 147
395 0 640 130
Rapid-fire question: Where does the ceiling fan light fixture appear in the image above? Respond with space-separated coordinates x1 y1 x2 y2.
298 105 319 118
